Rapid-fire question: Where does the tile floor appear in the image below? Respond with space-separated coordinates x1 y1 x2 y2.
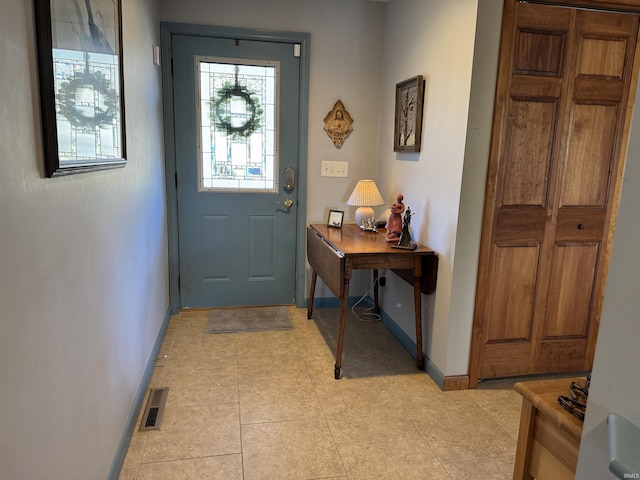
118 306 523 480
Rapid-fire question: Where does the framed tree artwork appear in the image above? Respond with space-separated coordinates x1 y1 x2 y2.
394 75 424 152
34 0 126 177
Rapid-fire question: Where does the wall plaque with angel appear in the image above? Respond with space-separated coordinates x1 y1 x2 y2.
323 100 353 148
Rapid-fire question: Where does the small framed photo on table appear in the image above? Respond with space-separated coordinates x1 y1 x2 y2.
327 210 344 228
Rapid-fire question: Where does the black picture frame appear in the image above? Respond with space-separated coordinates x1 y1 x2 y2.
34 0 126 177
394 75 424 153
327 210 344 228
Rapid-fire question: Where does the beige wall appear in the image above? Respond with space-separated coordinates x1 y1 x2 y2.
0 1 167 478
447 0 503 375
376 0 487 377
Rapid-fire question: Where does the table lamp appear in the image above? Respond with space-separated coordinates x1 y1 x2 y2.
347 179 384 226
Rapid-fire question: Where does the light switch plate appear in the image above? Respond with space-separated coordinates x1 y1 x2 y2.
321 161 348 177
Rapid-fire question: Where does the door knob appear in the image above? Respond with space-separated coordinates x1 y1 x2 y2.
278 198 294 209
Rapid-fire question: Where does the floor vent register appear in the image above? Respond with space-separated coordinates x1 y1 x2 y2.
139 387 169 431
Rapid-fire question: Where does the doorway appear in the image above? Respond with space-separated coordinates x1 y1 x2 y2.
161 24 310 312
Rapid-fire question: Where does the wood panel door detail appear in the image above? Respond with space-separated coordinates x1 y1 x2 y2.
469 1 640 386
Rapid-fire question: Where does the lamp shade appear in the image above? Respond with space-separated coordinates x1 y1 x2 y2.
347 179 384 226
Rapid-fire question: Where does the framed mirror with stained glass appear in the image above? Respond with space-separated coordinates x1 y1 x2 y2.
34 0 126 177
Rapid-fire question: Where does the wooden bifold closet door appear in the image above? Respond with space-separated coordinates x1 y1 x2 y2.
469 0 640 387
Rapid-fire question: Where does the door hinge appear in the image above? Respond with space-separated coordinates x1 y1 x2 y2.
175 172 178 189
294 44 301 58
171 58 174 75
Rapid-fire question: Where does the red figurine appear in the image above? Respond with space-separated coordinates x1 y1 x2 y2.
385 194 404 242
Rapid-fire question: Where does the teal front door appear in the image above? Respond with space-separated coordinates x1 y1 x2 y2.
172 34 301 308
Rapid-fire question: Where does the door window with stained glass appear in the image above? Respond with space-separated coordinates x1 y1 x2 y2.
196 57 278 192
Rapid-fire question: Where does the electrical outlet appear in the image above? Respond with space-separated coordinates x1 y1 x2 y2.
378 270 386 287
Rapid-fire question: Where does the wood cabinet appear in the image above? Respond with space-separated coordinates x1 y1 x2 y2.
513 377 585 480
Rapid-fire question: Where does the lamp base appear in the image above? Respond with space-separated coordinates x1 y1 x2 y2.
355 207 375 227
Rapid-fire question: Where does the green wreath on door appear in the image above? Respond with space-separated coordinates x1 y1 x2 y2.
211 83 263 140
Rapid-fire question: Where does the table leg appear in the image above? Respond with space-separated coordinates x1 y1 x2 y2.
372 269 380 314
414 260 424 370
307 270 317 319
334 278 350 379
